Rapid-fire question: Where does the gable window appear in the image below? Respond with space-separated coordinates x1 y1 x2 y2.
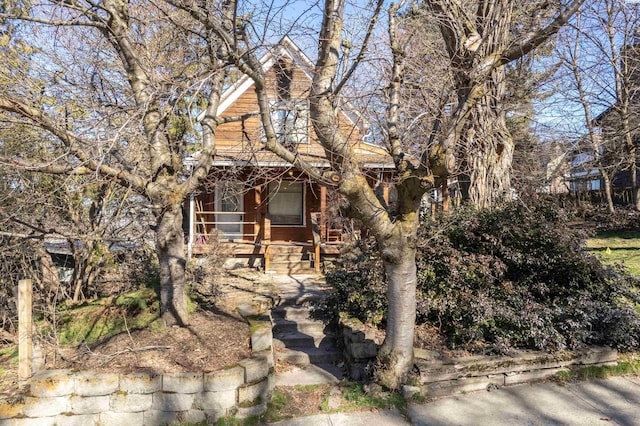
270 100 309 145
268 181 304 225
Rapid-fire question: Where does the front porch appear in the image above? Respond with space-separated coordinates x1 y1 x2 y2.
185 182 349 274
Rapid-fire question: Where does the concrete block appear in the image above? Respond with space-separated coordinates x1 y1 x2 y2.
348 341 377 359
238 378 269 403
239 357 269 383
4 416 57 426
504 368 567 385
152 392 195 411
253 349 275 369
250 323 273 352
422 374 505 398
204 367 245 391
267 371 275 393
414 348 442 361
54 414 101 426
30 370 75 397
69 395 110 414
401 385 421 399
236 401 267 419
194 390 237 410
203 408 227 423
22 396 69 418
99 411 144 426
0 400 24 419
110 392 153 412
74 371 119 396
574 346 618 365
119 372 162 394
163 372 203 394
348 363 368 381
144 409 205 426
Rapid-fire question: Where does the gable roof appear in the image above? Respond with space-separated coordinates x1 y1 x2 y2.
188 37 394 169
216 36 366 132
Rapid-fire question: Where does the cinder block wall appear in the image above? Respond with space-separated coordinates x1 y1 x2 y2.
0 308 274 425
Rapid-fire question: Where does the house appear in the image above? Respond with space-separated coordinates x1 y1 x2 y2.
184 37 394 273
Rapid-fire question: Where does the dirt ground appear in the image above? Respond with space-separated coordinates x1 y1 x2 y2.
0 269 272 397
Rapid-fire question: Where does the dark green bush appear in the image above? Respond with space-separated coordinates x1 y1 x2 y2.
323 238 387 327
326 201 640 354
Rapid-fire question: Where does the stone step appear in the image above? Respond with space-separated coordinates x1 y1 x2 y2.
275 346 343 365
275 363 345 386
273 291 329 307
271 306 328 321
273 331 338 349
273 318 334 336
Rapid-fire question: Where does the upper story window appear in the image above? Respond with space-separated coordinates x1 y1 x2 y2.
270 99 309 145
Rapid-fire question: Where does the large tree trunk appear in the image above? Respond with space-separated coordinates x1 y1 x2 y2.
462 69 514 209
156 203 188 326
375 225 417 390
376 251 417 390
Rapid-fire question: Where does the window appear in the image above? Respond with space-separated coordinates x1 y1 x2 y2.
270 100 309 145
268 181 304 225
215 183 244 239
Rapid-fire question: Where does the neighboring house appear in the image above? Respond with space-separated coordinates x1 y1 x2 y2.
562 40 640 201
184 37 394 273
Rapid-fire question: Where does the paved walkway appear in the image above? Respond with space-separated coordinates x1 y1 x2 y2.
268 376 640 426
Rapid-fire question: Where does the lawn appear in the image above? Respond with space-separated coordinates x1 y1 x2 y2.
585 230 640 276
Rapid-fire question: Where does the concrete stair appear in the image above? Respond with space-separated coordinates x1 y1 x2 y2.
270 283 345 386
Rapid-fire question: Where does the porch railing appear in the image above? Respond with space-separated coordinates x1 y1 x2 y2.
193 211 259 242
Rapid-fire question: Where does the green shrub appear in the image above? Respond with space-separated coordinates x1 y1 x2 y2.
326 201 640 354
324 239 387 326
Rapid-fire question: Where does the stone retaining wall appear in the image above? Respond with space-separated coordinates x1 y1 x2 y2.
0 304 274 426
339 315 618 397
416 345 617 397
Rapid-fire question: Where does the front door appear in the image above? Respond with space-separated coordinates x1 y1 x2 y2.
215 184 244 240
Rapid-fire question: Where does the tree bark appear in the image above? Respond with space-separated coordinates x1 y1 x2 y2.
156 203 188 326
462 75 514 209
376 236 417 390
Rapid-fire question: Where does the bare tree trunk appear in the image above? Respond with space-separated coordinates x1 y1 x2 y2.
156 203 188 326
376 240 417 389
624 132 640 211
602 173 615 214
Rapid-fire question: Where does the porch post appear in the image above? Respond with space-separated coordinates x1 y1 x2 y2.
382 184 389 206
263 214 271 272
320 185 327 242
187 193 194 260
254 184 262 244
442 180 450 213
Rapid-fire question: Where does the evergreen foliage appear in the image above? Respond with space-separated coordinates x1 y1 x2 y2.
326 201 640 353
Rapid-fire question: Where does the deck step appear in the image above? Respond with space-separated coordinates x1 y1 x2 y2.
270 253 305 262
268 245 306 254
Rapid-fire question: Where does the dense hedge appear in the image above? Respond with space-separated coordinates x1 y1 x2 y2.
326 201 640 354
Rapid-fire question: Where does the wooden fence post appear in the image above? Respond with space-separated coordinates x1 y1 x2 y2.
18 279 33 381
